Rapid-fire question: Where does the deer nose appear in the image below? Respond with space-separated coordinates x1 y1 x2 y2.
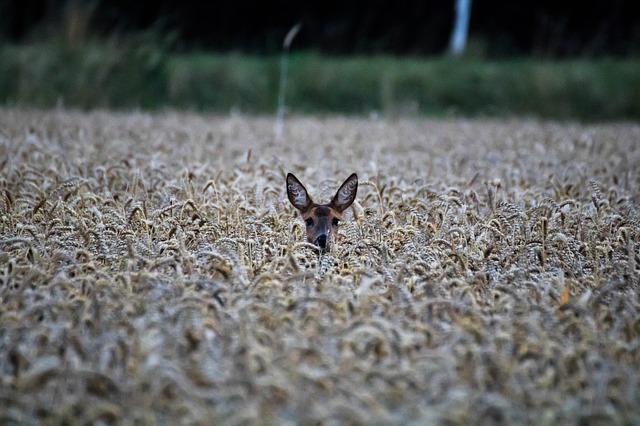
315 234 327 249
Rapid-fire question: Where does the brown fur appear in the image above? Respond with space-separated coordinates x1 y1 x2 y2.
286 173 358 250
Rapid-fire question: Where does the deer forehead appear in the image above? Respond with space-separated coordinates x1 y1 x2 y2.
303 205 341 219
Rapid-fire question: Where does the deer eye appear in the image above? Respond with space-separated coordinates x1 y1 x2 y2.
305 218 314 227
332 218 340 226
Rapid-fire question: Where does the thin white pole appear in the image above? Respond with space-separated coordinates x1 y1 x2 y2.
450 0 472 57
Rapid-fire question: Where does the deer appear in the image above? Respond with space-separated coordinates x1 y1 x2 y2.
286 173 358 251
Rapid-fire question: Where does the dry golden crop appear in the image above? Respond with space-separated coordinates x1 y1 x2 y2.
1 108 639 424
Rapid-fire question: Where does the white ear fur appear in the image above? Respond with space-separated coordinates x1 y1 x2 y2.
287 173 312 211
332 173 358 212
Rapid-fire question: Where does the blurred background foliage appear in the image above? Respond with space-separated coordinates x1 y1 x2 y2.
1 0 639 119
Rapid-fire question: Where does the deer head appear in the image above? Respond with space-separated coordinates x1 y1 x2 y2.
286 173 358 251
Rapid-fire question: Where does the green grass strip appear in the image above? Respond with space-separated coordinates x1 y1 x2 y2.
2 43 639 120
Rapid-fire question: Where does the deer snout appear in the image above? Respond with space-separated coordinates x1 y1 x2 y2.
314 234 328 249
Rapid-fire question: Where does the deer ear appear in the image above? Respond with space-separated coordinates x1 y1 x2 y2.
331 173 358 213
287 173 313 212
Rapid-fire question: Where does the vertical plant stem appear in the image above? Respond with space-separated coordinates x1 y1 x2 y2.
275 23 302 142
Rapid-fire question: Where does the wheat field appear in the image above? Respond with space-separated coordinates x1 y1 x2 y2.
1 108 639 424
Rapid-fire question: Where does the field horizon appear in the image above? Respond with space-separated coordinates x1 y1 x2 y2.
2 42 640 120
1 108 639 424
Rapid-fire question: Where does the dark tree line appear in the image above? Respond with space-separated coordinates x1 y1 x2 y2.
1 0 638 57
